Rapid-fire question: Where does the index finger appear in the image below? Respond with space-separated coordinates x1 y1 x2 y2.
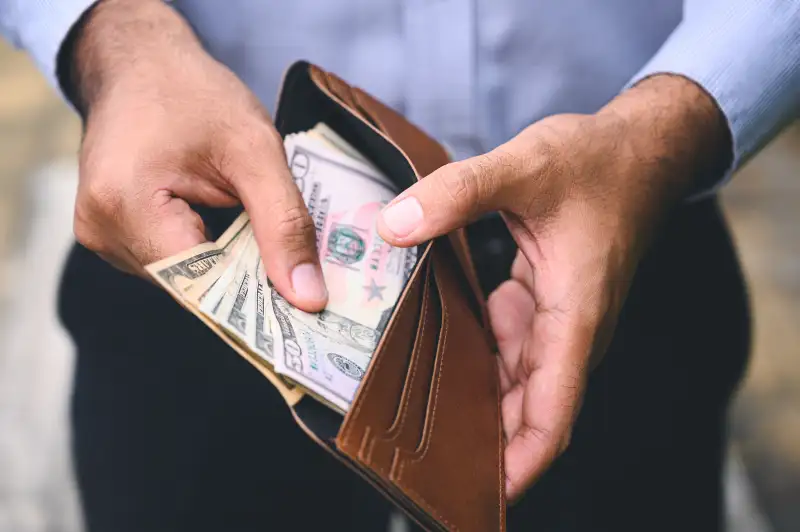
224 130 328 312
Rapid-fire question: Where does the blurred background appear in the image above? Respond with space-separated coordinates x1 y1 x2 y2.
0 40 798 532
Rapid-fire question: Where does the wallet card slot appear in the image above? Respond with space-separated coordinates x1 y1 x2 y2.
388 258 449 480
389 274 447 473
388 239 504 532
336 261 429 457
362 271 441 474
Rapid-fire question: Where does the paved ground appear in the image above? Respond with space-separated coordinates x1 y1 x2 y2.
0 41 796 532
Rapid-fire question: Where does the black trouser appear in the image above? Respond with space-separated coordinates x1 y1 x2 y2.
58 197 750 532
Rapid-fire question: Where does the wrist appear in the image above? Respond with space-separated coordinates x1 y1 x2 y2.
600 74 733 204
58 0 201 119
584 74 732 258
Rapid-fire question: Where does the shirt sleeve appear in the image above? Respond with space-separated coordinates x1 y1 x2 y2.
626 0 800 195
0 0 97 91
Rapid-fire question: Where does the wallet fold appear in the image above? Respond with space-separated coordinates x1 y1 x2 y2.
270 61 505 532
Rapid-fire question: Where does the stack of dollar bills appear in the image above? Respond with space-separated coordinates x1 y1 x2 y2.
146 123 418 413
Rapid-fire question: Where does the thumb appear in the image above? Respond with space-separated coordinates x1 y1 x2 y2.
377 150 520 247
229 140 327 313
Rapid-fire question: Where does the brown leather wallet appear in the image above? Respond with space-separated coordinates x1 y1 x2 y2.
199 61 506 531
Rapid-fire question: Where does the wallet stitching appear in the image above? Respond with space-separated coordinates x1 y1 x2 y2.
341 274 422 449
398 319 501 532
368 272 432 470
387 275 431 439
358 426 372 459
394 313 446 481
394 256 488 532
393 270 449 525
399 258 448 470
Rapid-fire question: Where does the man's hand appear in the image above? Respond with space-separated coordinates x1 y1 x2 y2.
377 75 732 500
68 0 326 311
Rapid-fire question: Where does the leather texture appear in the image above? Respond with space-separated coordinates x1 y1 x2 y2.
277 61 506 532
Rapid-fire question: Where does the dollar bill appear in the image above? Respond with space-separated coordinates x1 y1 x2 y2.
285 137 416 333
214 235 260 345
266 134 418 410
285 125 396 190
307 122 373 167
269 288 373 412
145 213 250 302
198 232 256 317
250 258 274 363
184 222 254 305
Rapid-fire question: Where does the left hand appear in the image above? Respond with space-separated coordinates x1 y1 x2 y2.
377 74 731 500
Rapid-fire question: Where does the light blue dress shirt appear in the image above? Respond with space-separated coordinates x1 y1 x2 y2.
1 0 798 191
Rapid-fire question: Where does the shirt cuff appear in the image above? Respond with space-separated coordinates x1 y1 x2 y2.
625 0 800 197
9 0 97 93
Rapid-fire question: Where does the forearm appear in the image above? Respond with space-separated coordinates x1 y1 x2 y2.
58 0 203 118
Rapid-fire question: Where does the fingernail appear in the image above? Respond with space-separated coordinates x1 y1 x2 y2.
381 197 423 238
291 263 328 302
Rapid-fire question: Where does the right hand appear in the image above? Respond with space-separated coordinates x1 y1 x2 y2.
70 0 327 311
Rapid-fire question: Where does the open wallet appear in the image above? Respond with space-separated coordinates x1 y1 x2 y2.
155 60 507 531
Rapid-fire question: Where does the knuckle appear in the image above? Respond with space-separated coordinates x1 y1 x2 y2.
520 425 558 457
73 216 109 255
216 122 283 184
441 161 482 212
530 136 567 187
540 144 567 185
74 165 126 256
273 204 315 253
441 151 515 214
487 148 524 182
85 181 117 211
79 166 124 219
128 236 160 266
73 195 94 227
